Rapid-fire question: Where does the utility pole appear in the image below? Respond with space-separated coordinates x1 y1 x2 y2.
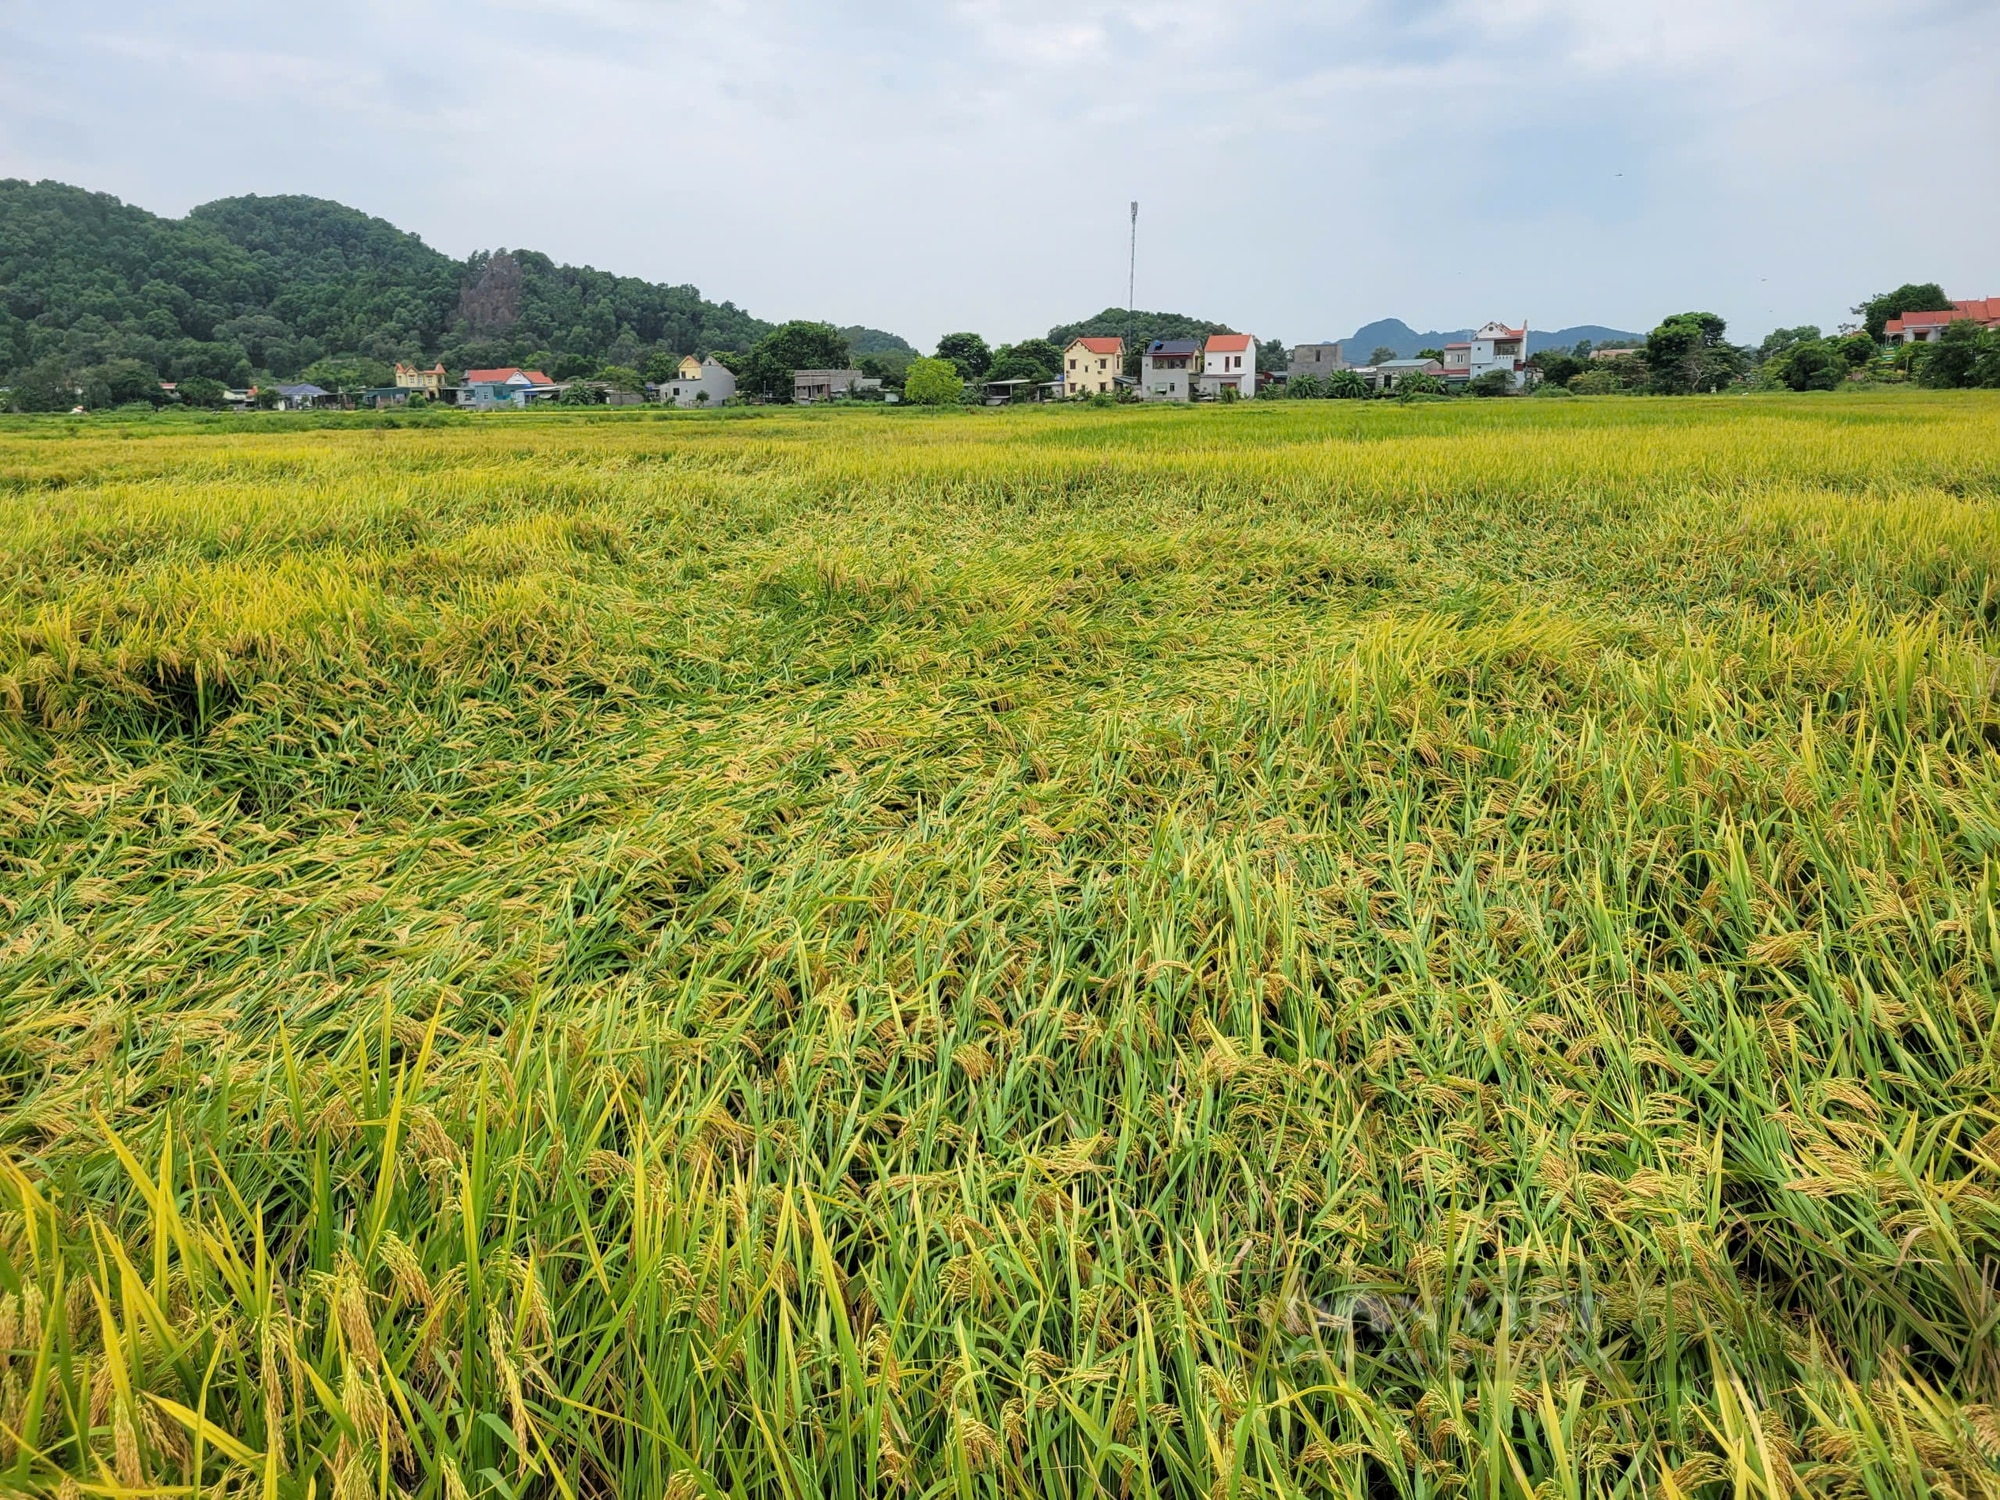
1126 201 1138 366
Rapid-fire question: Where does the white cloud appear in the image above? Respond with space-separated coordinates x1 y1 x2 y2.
1 0 1991 349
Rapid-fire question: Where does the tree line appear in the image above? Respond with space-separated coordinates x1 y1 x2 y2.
1278 284 2000 402
6 174 1993 410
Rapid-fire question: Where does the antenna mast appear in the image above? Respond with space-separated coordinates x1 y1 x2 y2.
1126 201 1138 362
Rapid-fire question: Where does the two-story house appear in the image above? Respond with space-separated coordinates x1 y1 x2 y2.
662 355 737 407
1062 336 1123 395
394 362 447 397
1467 322 1528 387
793 369 866 403
1139 339 1200 401
1198 333 1258 399
1287 342 1347 380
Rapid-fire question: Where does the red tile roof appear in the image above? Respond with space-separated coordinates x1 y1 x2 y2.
1886 298 1999 334
1205 333 1253 353
464 367 554 385
1069 336 1124 355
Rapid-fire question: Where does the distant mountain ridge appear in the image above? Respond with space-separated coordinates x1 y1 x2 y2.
1342 318 1643 359
1045 309 1642 364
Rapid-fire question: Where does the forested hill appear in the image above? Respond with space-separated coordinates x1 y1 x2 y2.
0 179 774 386
1047 307 1238 348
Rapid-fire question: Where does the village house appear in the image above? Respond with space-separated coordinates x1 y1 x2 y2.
1366 357 1445 393
1442 327 1537 386
1139 339 1200 401
273 382 333 411
394 362 447 397
1198 333 1258 399
661 355 737 408
454 367 558 409
1061 336 1123 396
1884 298 2000 345
792 368 867 403
1288 342 1347 380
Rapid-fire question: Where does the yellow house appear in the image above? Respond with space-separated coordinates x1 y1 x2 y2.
1062 336 1123 395
676 354 704 380
395 362 446 395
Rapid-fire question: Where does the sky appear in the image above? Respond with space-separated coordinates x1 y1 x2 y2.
2 1 1994 351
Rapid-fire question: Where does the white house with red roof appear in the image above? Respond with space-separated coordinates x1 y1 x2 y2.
1466 322 1528 387
1198 333 1257 399
1061 336 1123 396
1884 298 2000 346
454 366 558 409
463 366 555 388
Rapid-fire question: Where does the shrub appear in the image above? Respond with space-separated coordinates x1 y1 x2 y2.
1763 341 1845 392
902 356 964 406
1915 320 2000 389
177 376 228 408
1326 370 1368 399
6 357 78 412
1467 370 1515 398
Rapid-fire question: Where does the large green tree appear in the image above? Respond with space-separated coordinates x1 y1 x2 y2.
5 355 76 411
1855 282 1951 341
1915 320 2000 389
986 338 1062 384
1526 350 1585 387
934 332 992 380
858 351 913 388
1763 340 1844 392
1756 326 1821 362
79 357 164 409
901 356 963 406
301 355 395 394
1642 312 1743 394
742 321 851 401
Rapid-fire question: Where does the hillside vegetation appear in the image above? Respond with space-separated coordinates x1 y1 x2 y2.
1047 307 1238 349
1 393 1998 1498
0 181 774 384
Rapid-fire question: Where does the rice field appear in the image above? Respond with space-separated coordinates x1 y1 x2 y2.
2 391 1999 1499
